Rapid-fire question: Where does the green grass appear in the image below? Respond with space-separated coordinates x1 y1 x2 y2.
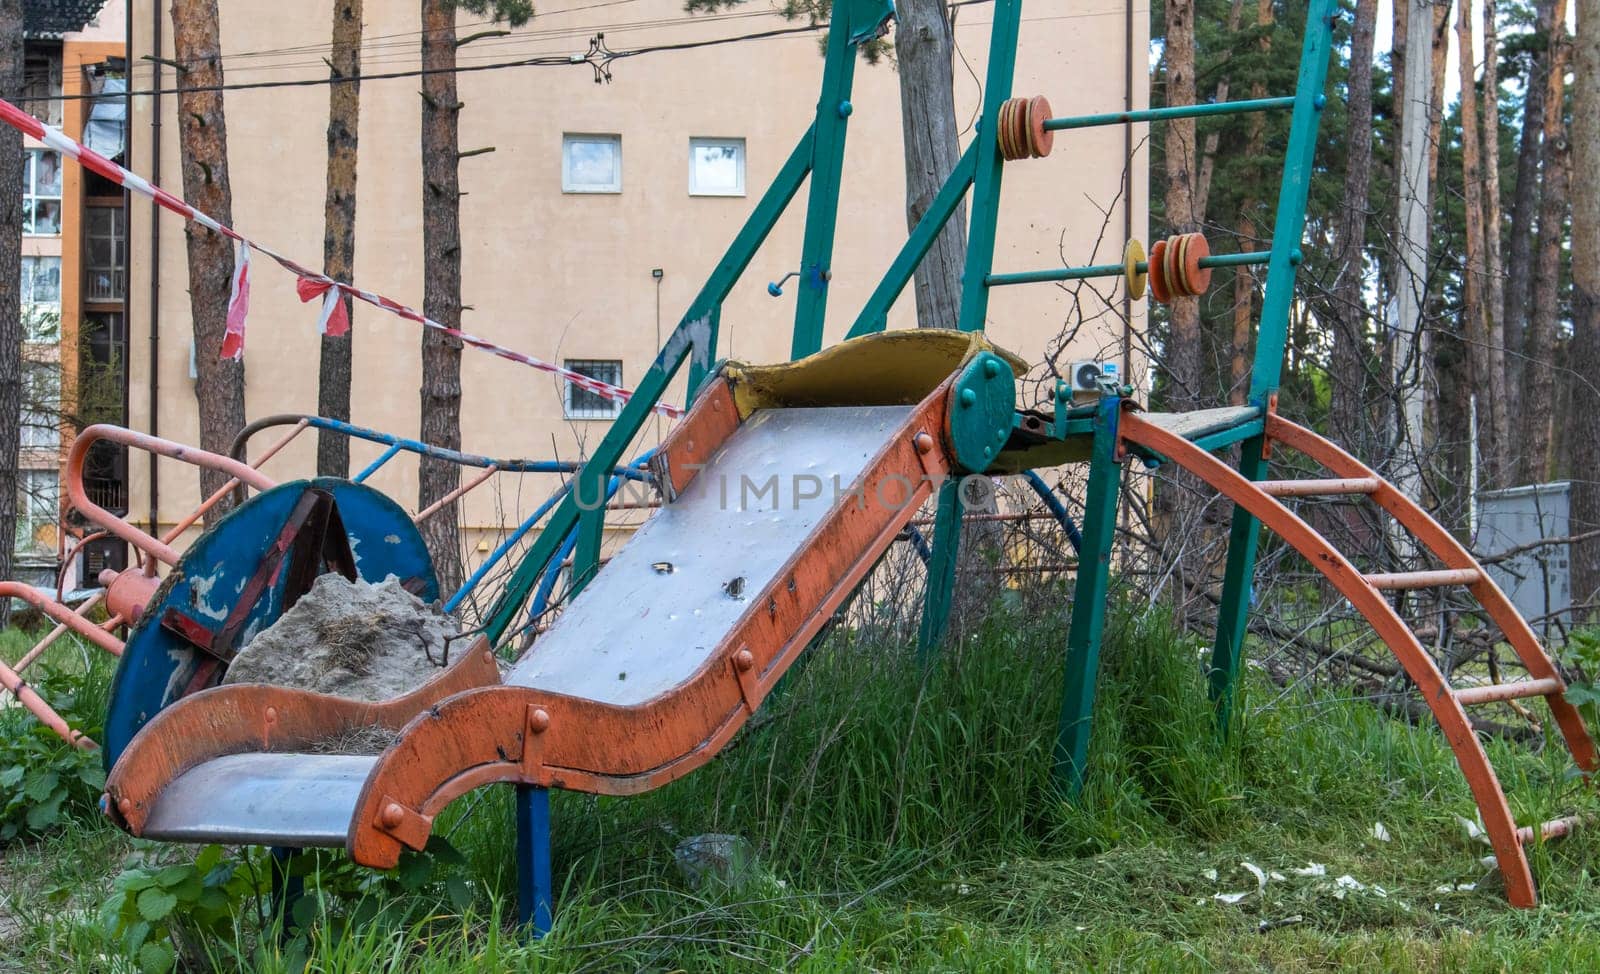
5 602 1600 972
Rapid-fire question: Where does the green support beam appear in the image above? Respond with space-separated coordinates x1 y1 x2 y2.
1209 0 1338 727
955 0 1022 334
916 0 1023 657
1248 0 1336 400
1054 395 1124 795
684 127 816 396
790 7 876 359
916 477 964 662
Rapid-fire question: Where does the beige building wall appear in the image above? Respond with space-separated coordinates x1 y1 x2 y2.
126 0 1149 565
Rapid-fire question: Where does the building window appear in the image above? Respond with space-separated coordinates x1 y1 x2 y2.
21 256 61 342
689 137 745 197
16 468 60 555
23 149 62 235
23 51 61 128
562 134 621 193
21 363 59 451
563 359 623 420
85 205 126 301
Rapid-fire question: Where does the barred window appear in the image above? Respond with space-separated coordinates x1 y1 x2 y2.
563 359 623 420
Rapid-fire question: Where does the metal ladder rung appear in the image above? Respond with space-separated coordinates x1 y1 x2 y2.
1364 568 1481 590
1258 477 1381 497
1517 815 1585 845
1454 677 1564 706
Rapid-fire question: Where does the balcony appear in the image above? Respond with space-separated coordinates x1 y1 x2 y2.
85 266 125 303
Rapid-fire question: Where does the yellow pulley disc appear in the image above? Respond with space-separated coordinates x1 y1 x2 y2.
1124 238 1147 300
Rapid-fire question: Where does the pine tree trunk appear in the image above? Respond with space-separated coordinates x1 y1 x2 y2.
1329 0 1378 445
1571 0 1600 607
1456 1 1509 490
171 0 247 511
418 0 464 593
1503 0 1551 417
1428 0 1451 190
1521 0 1570 485
0 0 21 606
1481 0 1508 421
1163 0 1200 410
896 0 965 329
318 0 362 477
1193 0 1246 222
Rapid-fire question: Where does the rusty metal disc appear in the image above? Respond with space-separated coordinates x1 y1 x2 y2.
1183 232 1212 294
997 99 1023 160
1029 95 1054 158
1171 233 1192 297
1162 235 1183 298
1010 98 1030 161
1148 239 1170 303
1124 238 1147 300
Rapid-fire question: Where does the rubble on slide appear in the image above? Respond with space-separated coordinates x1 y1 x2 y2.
223 574 459 702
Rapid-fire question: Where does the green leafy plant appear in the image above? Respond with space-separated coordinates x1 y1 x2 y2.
1559 628 1600 723
0 658 109 840
100 844 261 974
98 836 478 972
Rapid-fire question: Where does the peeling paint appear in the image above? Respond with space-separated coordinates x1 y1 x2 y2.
188 569 229 622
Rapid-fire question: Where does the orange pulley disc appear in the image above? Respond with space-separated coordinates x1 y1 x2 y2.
1028 95 1054 158
1147 239 1171 304
1182 232 1212 294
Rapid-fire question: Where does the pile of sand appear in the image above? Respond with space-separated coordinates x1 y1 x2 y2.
223 574 458 701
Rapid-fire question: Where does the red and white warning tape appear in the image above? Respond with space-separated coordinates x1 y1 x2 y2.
0 96 682 418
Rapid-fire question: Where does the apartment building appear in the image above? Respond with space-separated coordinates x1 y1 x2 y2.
125 0 1149 562
13 0 127 587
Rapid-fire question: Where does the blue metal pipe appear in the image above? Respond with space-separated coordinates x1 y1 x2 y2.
449 450 657 615
444 484 571 614
303 414 651 479
353 443 402 484
1023 470 1084 554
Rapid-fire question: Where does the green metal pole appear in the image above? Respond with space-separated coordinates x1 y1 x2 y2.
916 477 964 661
684 127 815 396
986 250 1275 288
845 143 979 339
1043 96 1295 131
914 0 1022 662
1054 395 1124 795
1208 0 1337 727
955 0 1022 334
790 9 866 359
1248 0 1336 401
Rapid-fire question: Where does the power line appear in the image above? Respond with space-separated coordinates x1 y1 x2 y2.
23 20 833 103
129 3 780 79
22 0 1013 105
144 0 650 70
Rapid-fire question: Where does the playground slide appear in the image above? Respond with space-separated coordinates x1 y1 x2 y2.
104 331 1024 867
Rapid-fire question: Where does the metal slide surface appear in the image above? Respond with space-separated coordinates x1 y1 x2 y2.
510 405 913 706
